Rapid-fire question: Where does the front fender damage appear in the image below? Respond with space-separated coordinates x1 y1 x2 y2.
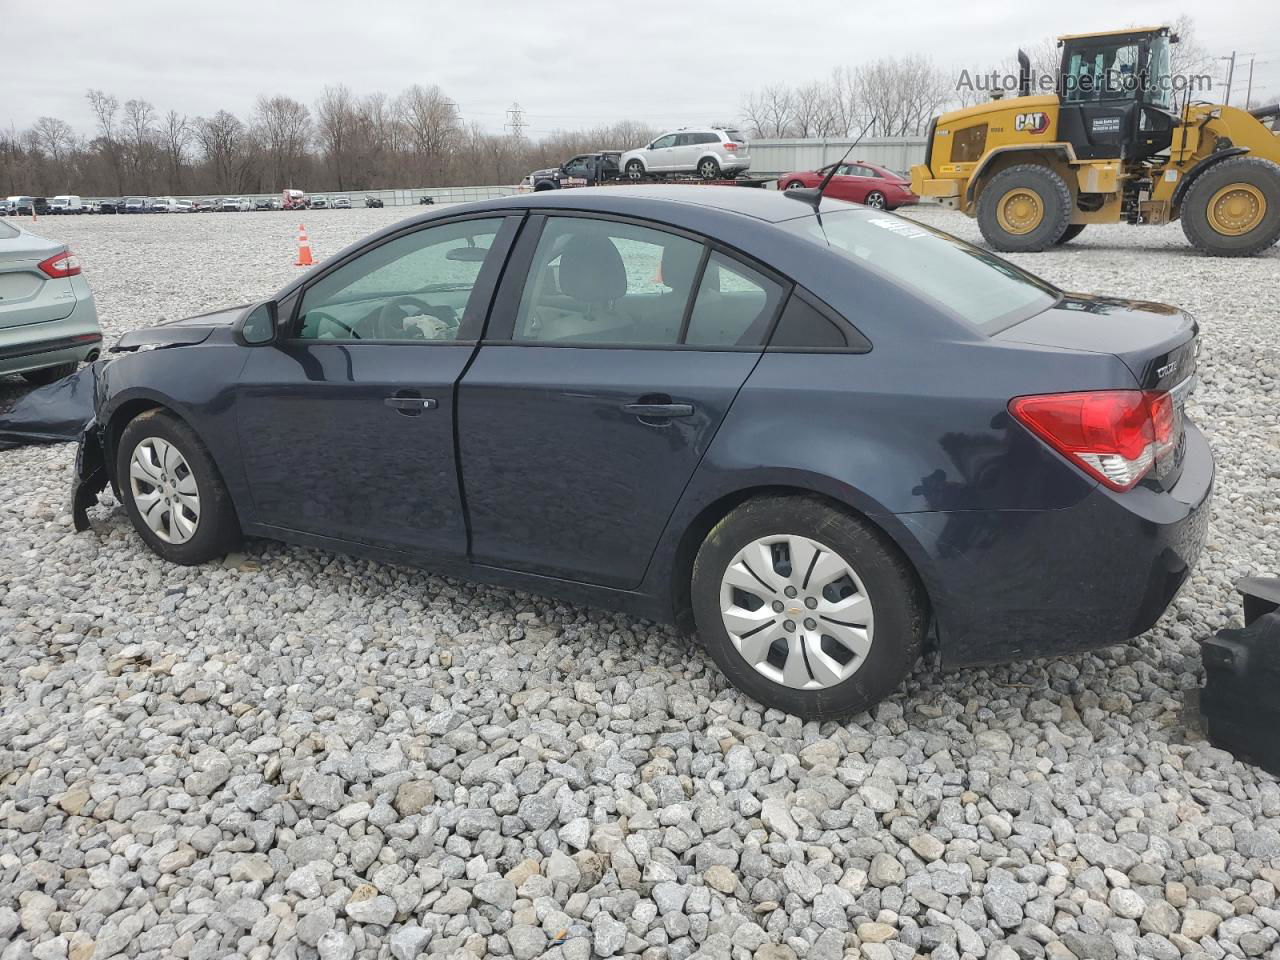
71 421 108 532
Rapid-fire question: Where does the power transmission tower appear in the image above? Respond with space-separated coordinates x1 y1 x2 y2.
505 103 526 139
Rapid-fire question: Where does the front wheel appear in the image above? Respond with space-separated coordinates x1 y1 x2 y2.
625 160 645 180
1180 156 1280 256
116 409 240 565
691 496 927 720
976 163 1072 252
698 158 722 180
783 180 805 191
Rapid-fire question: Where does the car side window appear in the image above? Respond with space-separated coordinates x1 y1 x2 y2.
296 219 502 342
652 135 676 150
513 218 704 346
674 134 692 147
684 253 785 347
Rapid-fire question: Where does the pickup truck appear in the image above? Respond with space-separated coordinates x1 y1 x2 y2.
526 152 623 191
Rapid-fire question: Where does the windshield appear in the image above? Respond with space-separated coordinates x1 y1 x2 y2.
783 209 1059 332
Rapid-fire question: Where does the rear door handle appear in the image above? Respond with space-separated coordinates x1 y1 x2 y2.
621 402 694 419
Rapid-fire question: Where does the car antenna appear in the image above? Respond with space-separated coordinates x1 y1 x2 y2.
784 114 878 212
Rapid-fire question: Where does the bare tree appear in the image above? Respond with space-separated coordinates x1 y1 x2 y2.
121 99 156 189
86 89 123 192
32 117 74 165
195 110 248 193
741 85 797 139
161 111 191 192
315 85 358 190
253 95 311 190
395 84 460 181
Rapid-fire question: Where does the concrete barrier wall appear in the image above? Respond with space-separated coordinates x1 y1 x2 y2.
746 138 928 177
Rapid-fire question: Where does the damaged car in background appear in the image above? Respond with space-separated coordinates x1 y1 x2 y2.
58 187 1212 719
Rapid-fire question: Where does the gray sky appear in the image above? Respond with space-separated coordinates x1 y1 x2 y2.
4 0 1279 136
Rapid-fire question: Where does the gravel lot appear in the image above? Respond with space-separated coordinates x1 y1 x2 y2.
1 204 1278 960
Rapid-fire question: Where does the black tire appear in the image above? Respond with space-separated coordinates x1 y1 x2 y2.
21 362 78 386
116 409 240 565
1180 156 1280 257
783 180 805 191
1055 224 1087 244
691 495 927 720
976 163 1072 252
864 190 887 209
625 160 645 180
698 157 722 180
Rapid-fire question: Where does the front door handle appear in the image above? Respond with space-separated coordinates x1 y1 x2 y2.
384 395 437 416
621 402 694 419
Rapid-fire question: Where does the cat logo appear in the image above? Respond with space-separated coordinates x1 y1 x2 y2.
1014 112 1050 134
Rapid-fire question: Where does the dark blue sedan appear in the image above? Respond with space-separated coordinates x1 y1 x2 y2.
72 186 1212 718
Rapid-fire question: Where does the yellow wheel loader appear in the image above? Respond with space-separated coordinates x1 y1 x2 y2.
910 26 1280 256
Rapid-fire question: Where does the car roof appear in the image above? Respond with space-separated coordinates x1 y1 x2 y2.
464 185 817 224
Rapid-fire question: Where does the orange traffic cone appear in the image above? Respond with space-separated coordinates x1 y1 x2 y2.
295 224 314 266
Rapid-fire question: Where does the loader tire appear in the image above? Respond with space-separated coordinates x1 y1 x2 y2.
1180 156 1280 257
1055 224 1087 244
977 164 1072 252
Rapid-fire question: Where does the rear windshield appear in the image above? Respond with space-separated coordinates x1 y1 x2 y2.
724 129 746 143
782 209 1059 332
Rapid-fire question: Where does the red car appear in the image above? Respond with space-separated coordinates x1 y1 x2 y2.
778 160 918 210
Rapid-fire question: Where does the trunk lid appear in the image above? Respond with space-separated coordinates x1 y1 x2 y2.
0 226 77 329
996 292 1199 490
994 293 1197 389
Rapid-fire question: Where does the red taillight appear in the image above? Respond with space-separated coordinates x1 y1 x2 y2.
723 142 738 152
1009 389 1176 492
38 249 81 278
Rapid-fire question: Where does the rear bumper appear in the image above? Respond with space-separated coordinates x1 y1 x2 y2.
901 422 1214 667
0 293 102 377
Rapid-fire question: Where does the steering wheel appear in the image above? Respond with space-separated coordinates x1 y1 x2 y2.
304 309 361 339
374 296 459 340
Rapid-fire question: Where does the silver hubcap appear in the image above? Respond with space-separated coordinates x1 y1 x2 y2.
720 534 874 690
701 163 717 178
129 437 200 544
867 192 885 208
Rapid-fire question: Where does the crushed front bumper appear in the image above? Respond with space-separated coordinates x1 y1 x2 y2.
71 422 109 531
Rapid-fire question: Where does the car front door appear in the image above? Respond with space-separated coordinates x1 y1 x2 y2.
647 134 678 172
457 214 787 589
234 215 519 556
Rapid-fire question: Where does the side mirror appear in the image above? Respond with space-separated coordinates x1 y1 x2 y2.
238 301 278 345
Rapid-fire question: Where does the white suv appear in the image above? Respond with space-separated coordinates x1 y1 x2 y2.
620 127 751 180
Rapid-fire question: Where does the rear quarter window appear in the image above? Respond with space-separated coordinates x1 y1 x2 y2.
783 209 1059 333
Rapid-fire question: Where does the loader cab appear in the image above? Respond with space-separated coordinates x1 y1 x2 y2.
1056 26 1179 162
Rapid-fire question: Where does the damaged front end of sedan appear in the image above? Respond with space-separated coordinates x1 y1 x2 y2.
0 305 251 529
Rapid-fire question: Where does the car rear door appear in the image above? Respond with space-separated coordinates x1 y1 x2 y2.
457 213 788 589
234 214 520 556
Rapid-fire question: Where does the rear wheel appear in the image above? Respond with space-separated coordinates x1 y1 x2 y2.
625 160 645 180
691 496 926 720
864 190 887 209
1055 224 1087 244
21 362 78 386
1180 156 1280 256
698 157 722 180
116 409 240 565
977 164 1072 252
